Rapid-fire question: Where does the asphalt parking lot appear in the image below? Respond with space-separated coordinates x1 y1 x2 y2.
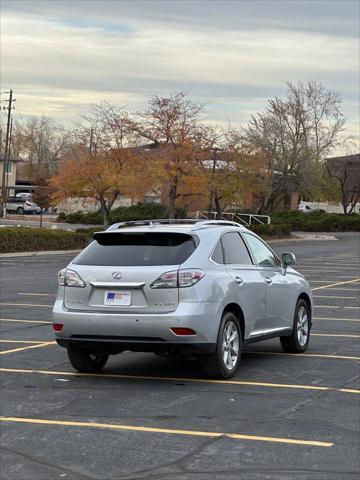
0 232 359 480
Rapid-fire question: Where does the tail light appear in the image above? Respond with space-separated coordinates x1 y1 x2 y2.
150 270 204 289
53 323 63 332
58 268 86 287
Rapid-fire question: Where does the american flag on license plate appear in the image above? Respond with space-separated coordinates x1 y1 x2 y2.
107 292 125 302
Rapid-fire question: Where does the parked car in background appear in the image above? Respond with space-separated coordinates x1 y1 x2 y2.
5 196 41 214
53 219 313 379
298 204 313 213
16 192 33 201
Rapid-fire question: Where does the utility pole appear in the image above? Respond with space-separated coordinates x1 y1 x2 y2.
4 117 13 211
1 89 16 217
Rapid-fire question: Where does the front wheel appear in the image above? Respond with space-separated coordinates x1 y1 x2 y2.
16 207 24 214
280 299 311 353
67 348 108 372
201 312 242 379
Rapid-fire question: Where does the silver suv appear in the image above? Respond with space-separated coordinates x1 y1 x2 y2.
53 220 312 379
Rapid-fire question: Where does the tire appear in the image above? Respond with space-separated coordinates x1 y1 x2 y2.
16 207 24 214
280 299 311 353
67 348 109 372
201 312 242 379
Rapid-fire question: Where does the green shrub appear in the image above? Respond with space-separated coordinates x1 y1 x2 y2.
110 203 169 222
61 212 84 224
0 227 89 253
79 211 103 224
58 203 169 225
271 211 360 231
249 223 291 238
57 212 66 222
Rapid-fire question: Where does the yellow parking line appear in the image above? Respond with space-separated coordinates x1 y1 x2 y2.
0 342 55 355
312 279 360 291
0 303 52 308
314 317 360 322
246 351 360 361
316 286 360 289
312 333 360 338
0 318 51 324
310 280 345 283
0 367 359 395
338 388 360 394
0 340 51 344
0 416 334 447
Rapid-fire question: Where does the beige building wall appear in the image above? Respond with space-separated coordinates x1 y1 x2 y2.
0 160 17 196
57 195 133 214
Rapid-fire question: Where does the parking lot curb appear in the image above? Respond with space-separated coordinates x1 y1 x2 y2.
0 250 81 258
268 233 338 244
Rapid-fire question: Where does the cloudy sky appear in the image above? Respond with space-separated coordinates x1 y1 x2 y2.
1 0 359 137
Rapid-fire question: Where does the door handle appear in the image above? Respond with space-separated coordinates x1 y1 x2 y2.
234 276 244 285
265 277 272 285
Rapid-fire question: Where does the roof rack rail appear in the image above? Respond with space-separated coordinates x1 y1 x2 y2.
106 219 244 231
106 219 200 231
191 220 243 230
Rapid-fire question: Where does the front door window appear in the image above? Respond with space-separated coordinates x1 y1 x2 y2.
242 233 280 267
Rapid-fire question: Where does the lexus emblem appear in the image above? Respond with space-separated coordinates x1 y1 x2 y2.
112 272 122 279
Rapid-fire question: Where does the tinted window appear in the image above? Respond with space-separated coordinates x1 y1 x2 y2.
74 232 197 266
243 233 280 267
222 232 252 265
211 240 224 264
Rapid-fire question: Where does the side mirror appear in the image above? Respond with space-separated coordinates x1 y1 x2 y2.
282 252 296 269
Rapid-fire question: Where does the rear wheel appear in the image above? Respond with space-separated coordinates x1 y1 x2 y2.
280 299 310 353
201 312 242 379
16 207 24 214
67 348 108 372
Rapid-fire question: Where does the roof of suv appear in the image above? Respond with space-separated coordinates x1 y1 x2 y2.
103 219 250 235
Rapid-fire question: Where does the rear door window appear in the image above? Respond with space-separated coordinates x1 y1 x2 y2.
211 240 224 264
221 232 252 265
74 232 197 266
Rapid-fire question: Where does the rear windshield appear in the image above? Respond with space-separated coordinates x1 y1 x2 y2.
74 232 197 266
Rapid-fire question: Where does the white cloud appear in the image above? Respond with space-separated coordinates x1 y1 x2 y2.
1 7 359 139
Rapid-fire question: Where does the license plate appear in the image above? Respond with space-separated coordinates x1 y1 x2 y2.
104 291 131 306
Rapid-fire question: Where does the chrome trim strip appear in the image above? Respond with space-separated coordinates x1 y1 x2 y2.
89 282 146 289
248 326 291 338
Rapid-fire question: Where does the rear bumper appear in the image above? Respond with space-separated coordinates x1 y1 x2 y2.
56 338 216 354
52 299 222 354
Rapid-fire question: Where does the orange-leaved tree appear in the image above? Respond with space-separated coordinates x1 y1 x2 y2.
130 93 209 218
201 128 268 215
50 145 148 227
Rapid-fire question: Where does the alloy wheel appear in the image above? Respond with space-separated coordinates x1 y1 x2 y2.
296 305 309 347
222 320 240 370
